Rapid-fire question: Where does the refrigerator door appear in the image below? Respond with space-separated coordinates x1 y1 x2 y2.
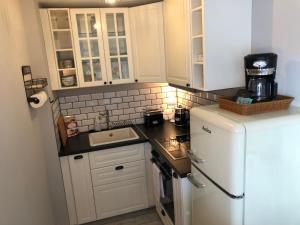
190 107 245 196
189 166 244 225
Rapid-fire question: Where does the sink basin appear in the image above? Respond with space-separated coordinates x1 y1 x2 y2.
89 127 140 147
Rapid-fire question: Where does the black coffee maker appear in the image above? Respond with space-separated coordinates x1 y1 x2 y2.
244 53 278 102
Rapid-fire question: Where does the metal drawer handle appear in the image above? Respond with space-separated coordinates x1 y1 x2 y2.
115 165 124 171
187 150 205 163
187 173 206 189
74 155 83 160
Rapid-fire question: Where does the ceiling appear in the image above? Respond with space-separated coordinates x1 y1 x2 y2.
37 0 162 8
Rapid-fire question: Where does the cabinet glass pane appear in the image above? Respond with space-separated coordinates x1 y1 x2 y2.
120 57 129 79
56 51 74 69
90 40 99 57
53 31 72 49
50 10 70 29
82 60 92 82
59 70 77 87
106 14 116 37
76 14 87 38
116 13 125 36
79 40 89 58
108 39 118 56
111 58 120 80
92 59 102 81
118 38 127 55
87 14 97 37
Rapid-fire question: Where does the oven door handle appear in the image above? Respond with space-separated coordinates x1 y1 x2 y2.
187 150 206 164
187 173 206 189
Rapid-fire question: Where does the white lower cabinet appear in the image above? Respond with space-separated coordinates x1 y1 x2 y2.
94 177 148 219
60 143 149 225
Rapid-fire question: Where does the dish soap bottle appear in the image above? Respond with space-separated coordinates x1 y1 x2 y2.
94 115 102 132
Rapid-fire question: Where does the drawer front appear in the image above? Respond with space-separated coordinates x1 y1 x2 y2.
89 144 145 169
91 160 146 187
94 177 148 220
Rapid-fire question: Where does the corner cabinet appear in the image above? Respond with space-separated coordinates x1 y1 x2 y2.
164 0 252 91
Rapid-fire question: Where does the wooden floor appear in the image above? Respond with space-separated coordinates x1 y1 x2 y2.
84 208 163 225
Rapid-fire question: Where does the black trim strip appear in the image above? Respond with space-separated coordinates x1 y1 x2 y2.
191 162 244 199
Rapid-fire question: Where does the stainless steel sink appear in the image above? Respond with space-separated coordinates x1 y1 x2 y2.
89 127 140 147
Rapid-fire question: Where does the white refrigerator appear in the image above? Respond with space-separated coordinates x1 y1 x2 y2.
188 105 300 225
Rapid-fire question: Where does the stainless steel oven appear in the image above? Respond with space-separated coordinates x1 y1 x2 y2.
151 150 175 223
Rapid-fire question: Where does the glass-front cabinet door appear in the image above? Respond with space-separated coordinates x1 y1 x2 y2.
100 8 134 84
70 9 108 87
48 9 79 89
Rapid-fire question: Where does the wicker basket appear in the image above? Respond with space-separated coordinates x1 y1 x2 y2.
219 95 294 115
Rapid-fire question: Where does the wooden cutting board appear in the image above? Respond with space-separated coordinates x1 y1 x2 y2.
57 115 67 147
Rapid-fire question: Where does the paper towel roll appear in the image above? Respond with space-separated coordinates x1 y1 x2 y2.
29 91 48 109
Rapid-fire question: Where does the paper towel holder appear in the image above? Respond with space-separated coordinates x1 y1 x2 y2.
22 65 48 103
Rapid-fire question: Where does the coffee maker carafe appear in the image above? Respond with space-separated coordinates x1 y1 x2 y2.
244 53 278 102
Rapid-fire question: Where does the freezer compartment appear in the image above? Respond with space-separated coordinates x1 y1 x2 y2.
189 166 244 225
190 107 245 195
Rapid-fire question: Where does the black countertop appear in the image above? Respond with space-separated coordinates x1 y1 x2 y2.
59 121 191 178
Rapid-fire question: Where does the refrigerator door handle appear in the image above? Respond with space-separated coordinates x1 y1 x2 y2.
187 150 206 164
187 173 206 189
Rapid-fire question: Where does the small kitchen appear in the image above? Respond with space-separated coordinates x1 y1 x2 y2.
1 1 300 225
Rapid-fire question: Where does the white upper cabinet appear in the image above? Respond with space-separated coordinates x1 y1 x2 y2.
129 2 166 83
40 9 79 90
100 8 134 85
164 0 252 91
70 9 108 87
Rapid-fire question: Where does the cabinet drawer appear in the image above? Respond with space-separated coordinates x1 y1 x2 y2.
91 160 146 187
89 144 145 169
94 177 148 220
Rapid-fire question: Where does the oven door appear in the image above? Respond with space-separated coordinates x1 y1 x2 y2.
152 153 175 224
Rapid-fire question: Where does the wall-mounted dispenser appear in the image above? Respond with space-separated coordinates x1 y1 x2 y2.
22 65 49 108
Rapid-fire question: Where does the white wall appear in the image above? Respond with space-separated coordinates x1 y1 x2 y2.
0 0 55 225
252 0 300 106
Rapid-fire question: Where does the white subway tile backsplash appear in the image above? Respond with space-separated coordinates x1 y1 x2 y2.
135 106 146 113
65 96 79 103
82 119 94 126
92 93 104 100
135 118 144 124
140 100 151 107
93 105 106 112
156 93 166 99
60 103 72 110
146 94 156 100
152 99 163 105
73 101 86 108
103 99 110 105
130 113 141 119
75 114 88 121
118 103 129 109
104 92 115 98
105 104 118 110
134 95 145 101
116 91 128 97
129 101 140 108
78 126 89 132
128 89 139 96
86 100 98 107
61 110 68 116
119 114 130 121
67 108 80 115
124 108 135 114
79 94 92 101
111 98 122 104
109 116 119 122
88 112 100 119
139 88 150 95
112 109 123 116
122 96 134 102
80 107 93 114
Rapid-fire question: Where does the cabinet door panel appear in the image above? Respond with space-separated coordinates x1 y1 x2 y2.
94 177 148 220
101 8 134 85
68 154 96 224
129 2 166 83
71 9 108 87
